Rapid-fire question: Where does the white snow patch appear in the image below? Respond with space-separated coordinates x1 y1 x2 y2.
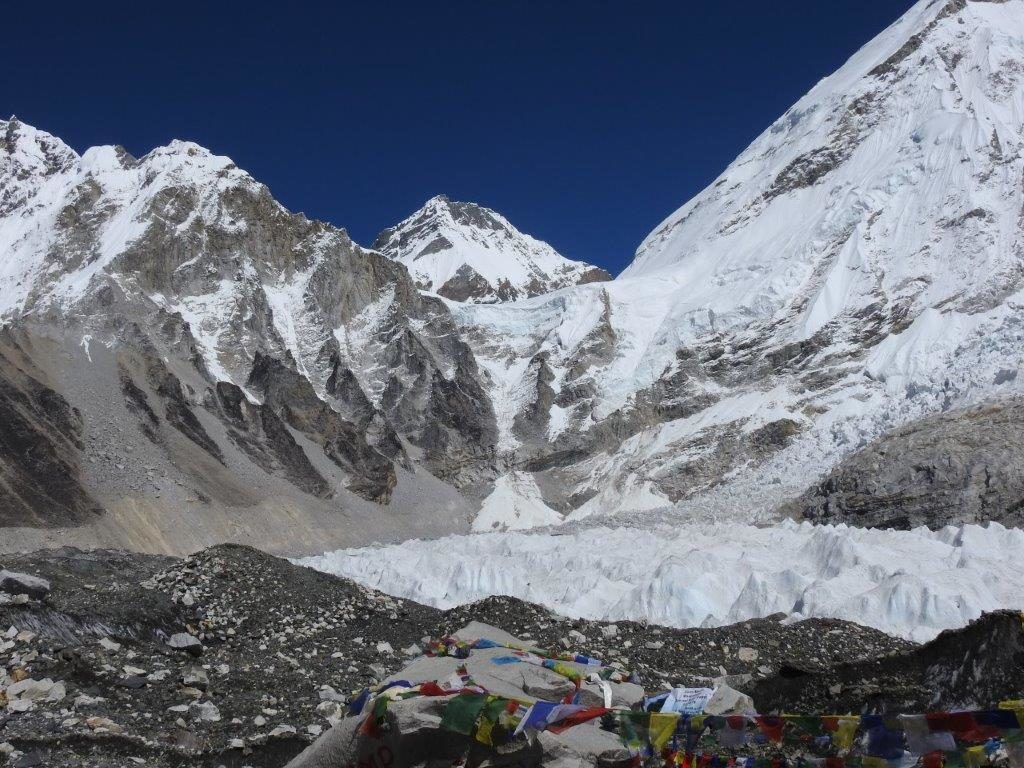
472 473 563 532
79 335 93 363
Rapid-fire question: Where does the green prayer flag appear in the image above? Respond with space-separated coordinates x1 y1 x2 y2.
441 693 487 736
617 711 648 748
475 696 510 745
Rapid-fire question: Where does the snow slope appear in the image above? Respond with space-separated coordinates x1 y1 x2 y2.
373 195 610 302
471 472 562 532
446 0 1024 522
300 520 1024 642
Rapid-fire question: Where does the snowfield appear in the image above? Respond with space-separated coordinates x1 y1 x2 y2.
299 521 1024 643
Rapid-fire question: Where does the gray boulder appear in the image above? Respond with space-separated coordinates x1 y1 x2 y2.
167 632 203 656
0 570 50 599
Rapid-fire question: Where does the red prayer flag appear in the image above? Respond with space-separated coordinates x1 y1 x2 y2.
926 712 999 743
546 707 609 734
755 715 786 743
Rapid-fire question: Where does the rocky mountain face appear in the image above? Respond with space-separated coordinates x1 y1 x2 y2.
2 0 1024 552
0 119 491 553
373 195 611 303
789 398 1024 529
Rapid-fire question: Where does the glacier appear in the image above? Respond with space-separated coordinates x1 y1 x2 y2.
299 520 1024 643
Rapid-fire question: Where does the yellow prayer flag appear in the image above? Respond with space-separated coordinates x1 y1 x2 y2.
964 745 987 768
649 713 678 750
475 716 494 745
833 717 860 750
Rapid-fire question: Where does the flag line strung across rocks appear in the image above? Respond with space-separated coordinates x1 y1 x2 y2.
352 685 1024 767
346 635 1024 767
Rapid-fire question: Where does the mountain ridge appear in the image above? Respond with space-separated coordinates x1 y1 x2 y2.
2 0 1024 552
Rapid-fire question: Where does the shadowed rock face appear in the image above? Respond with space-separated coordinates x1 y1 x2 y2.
749 609 1024 713
788 399 1024 529
247 353 397 503
0 332 98 527
212 381 332 499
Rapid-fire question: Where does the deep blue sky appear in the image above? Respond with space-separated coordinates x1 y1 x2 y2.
6 0 916 275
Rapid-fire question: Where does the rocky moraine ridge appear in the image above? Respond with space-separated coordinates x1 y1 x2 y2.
0 546 1021 767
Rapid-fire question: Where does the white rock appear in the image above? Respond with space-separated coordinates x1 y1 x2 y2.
167 632 203 655
98 637 121 652
7 677 56 701
191 700 221 722
737 647 759 663
704 683 754 716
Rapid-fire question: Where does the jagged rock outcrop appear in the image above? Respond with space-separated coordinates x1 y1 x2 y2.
211 381 332 499
788 399 1024 529
247 352 397 502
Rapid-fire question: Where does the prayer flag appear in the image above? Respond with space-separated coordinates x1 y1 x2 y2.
440 693 487 736
650 713 680 750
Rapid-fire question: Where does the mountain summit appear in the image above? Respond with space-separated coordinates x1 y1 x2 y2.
373 195 611 302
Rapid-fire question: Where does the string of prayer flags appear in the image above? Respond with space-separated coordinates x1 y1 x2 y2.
822 716 861 750
513 700 557 737
546 706 609 734
755 715 786 744
345 670 1024 768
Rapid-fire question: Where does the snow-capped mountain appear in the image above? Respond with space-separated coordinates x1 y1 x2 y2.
1 0 1023 553
450 0 1024 524
0 117 496 552
373 195 611 302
